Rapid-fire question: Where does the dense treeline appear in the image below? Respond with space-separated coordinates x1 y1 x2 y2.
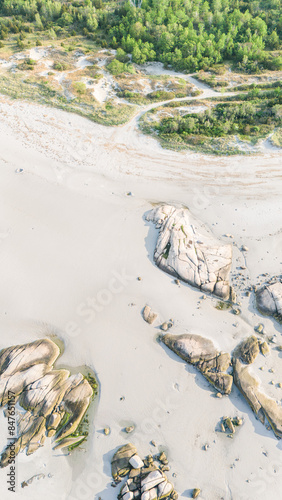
109 0 282 71
0 0 102 34
0 0 281 73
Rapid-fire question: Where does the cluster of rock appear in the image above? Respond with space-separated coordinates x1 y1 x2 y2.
111 444 177 500
161 331 282 439
256 281 282 322
220 416 243 435
0 339 94 467
146 205 232 300
162 333 233 395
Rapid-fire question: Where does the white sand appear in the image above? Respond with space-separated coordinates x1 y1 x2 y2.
0 95 281 500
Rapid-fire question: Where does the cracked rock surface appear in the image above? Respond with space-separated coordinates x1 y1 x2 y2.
0 339 95 467
146 205 232 299
256 281 282 321
232 336 282 439
162 333 233 394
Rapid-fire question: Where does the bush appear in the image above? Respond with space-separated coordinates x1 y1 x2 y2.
116 48 129 63
53 61 69 71
107 59 125 75
147 90 175 101
73 82 86 95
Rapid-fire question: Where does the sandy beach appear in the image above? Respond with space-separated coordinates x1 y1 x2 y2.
0 93 282 500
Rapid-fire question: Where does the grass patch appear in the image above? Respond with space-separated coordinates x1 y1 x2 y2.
0 72 136 126
216 301 232 310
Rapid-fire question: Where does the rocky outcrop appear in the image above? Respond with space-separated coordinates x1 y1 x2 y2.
232 336 282 439
112 445 176 500
146 205 232 299
0 339 95 467
162 333 233 394
256 282 282 321
233 336 259 365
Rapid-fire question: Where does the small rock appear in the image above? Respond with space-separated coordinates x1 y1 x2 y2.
241 245 249 251
129 454 144 469
175 279 180 285
137 277 142 281
160 322 169 331
192 488 201 498
159 451 167 463
259 341 270 357
143 305 157 325
161 465 170 472
151 440 157 447
233 416 243 426
255 324 264 334
224 417 235 434
216 392 223 399
104 427 110 436
125 426 135 434
232 308 241 315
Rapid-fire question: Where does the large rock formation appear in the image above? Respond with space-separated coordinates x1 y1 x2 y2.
256 281 282 321
162 333 233 394
146 205 232 299
232 336 282 439
233 335 259 365
112 444 176 500
0 339 95 467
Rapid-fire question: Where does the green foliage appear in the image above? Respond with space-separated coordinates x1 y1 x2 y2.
116 47 129 63
147 90 175 101
0 0 281 74
145 87 282 152
73 81 86 94
108 0 282 72
107 58 135 75
53 61 69 71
